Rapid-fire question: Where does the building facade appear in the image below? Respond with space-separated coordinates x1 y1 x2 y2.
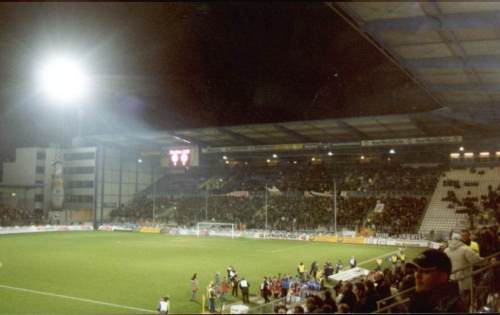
1 145 162 225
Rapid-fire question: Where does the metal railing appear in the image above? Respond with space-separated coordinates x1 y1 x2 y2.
375 250 500 313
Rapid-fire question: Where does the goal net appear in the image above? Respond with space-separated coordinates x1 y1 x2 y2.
196 222 235 238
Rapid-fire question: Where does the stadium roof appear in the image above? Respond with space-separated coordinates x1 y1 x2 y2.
77 111 497 152
331 2 500 123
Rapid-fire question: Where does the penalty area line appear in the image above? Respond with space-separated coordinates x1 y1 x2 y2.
0 284 156 313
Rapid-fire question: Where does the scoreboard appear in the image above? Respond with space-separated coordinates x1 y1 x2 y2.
161 145 199 168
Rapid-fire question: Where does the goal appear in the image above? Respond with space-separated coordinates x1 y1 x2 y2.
196 222 235 238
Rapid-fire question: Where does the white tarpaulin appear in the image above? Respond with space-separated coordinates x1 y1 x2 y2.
328 267 370 282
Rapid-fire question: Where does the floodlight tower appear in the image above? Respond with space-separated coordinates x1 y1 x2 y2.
35 54 91 221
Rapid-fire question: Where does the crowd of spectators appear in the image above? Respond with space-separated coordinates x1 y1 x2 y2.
109 161 442 236
367 197 428 235
442 182 500 229
264 226 500 313
245 250 420 313
0 205 35 226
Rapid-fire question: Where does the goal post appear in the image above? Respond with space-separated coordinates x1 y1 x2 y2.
196 222 235 238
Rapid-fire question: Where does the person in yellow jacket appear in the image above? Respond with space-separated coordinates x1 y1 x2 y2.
375 257 383 271
461 229 480 256
297 262 305 280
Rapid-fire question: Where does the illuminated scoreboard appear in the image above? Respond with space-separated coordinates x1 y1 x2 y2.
161 145 199 168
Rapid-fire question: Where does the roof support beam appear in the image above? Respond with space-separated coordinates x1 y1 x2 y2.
363 10 500 33
218 127 263 145
429 84 500 93
170 132 212 147
274 124 314 143
336 120 371 140
403 55 500 69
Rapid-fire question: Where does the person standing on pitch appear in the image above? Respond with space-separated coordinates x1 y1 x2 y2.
297 262 305 280
336 259 344 273
349 256 357 269
239 277 250 304
207 282 216 313
231 274 239 297
190 273 198 301
157 296 170 315
310 261 319 280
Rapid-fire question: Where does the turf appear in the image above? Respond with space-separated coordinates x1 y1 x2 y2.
0 231 421 314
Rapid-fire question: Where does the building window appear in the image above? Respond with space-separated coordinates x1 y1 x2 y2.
64 152 96 161
36 152 46 160
65 195 93 203
66 180 94 189
36 166 45 174
35 194 44 202
64 166 95 174
35 180 44 185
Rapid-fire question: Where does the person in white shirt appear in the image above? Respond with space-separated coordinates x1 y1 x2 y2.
349 256 357 269
239 277 250 303
157 296 170 315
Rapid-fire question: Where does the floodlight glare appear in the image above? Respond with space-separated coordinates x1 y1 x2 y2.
36 55 90 104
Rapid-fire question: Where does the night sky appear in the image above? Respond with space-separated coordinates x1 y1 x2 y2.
0 2 437 158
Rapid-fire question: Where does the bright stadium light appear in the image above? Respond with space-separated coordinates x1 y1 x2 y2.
272 154 278 158
459 146 465 152
389 148 396 154
328 151 333 156
36 54 90 105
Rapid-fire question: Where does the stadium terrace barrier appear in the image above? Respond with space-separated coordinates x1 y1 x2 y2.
363 236 431 248
309 235 365 244
0 224 93 235
98 224 442 249
138 226 162 234
97 224 137 232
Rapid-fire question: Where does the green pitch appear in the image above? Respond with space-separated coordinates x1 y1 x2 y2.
0 232 422 314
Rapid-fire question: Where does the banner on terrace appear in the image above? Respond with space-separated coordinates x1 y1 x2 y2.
310 191 333 198
226 191 249 197
361 136 462 147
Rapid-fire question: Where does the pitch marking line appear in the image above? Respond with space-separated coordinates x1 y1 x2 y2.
358 249 401 267
0 284 156 313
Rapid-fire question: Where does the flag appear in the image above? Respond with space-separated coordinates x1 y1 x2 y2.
266 186 282 196
310 191 333 198
374 201 385 213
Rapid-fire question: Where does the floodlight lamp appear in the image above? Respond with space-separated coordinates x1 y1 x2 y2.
459 146 465 152
272 154 278 158
36 55 90 104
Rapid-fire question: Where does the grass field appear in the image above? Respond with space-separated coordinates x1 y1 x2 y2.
0 231 422 314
